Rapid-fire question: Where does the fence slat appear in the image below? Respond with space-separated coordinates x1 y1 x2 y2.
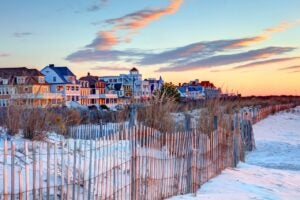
3 140 8 200
11 142 15 200
24 142 30 200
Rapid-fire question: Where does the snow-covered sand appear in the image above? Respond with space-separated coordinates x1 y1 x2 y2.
170 106 300 200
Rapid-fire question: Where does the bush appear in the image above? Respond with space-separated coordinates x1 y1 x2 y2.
5 106 21 135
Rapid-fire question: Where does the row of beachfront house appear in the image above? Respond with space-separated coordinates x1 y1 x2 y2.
0 64 222 108
0 64 164 108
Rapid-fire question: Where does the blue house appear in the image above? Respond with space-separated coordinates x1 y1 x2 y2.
41 64 81 104
177 85 205 100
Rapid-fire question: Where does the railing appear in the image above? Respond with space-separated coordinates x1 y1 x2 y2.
11 93 63 99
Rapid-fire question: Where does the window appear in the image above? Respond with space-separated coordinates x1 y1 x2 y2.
17 77 26 84
76 86 79 91
0 99 8 107
2 79 8 85
39 77 45 83
57 85 63 91
24 87 29 93
71 86 75 91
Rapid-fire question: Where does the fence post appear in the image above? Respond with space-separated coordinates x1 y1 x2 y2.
33 142 37 200
72 140 77 200
87 139 93 200
233 113 240 167
129 104 137 128
130 127 137 200
19 170 23 200
213 116 218 131
184 113 192 131
3 140 8 200
54 143 57 200
39 144 43 200
11 142 15 200
61 141 65 200
24 142 30 200
47 142 50 200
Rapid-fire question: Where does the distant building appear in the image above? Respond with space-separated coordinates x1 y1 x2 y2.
0 67 62 107
79 72 118 106
41 64 81 104
178 85 205 100
178 79 221 100
145 76 164 95
199 81 221 99
99 67 157 102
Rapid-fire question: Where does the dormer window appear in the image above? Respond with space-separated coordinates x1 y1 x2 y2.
38 77 45 84
17 76 26 84
67 76 75 83
53 76 57 82
2 79 8 85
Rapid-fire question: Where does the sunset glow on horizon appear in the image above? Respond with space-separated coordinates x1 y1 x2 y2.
1 0 300 96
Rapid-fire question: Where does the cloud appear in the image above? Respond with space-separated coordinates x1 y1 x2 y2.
13 32 33 38
66 49 146 62
86 31 119 50
232 57 300 70
289 70 300 73
278 65 300 71
88 0 183 50
91 66 131 71
106 0 183 30
67 18 299 66
157 47 295 72
0 52 10 57
139 20 300 66
138 37 274 65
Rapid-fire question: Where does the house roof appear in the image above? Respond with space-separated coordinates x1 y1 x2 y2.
0 67 44 78
45 64 76 83
0 67 47 85
178 86 187 93
79 75 98 85
130 67 138 72
114 83 122 91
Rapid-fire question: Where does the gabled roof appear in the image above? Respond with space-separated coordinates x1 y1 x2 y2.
178 86 187 93
114 83 123 91
79 75 98 85
45 64 76 83
130 67 138 72
0 67 47 85
0 67 44 78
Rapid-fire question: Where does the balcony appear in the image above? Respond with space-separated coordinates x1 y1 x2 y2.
11 93 63 99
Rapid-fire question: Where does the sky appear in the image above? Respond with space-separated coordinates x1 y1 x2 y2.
0 0 300 96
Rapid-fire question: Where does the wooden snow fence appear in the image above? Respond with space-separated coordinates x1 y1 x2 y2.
0 103 295 200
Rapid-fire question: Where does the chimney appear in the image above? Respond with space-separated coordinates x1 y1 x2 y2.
88 72 90 76
49 64 54 67
179 83 182 86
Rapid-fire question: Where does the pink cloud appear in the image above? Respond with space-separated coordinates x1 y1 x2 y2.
89 0 184 50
